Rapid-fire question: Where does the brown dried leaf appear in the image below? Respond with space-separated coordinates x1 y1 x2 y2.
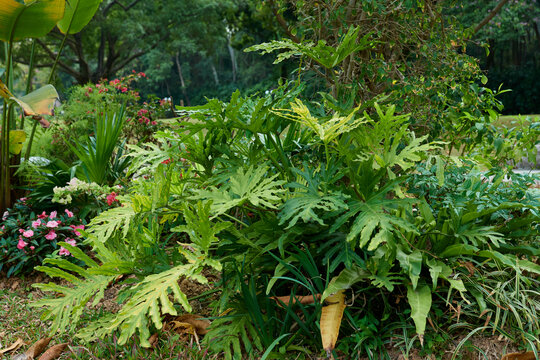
501 352 538 360
37 343 68 360
271 294 321 307
320 290 346 354
0 338 24 355
25 337 52 359
148 333 159 348
173 315 211 335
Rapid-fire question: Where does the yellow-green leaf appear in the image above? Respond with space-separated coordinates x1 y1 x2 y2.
9 130 25 155
57 0 102 34
0 0 65 42
0 77 13 98
320 290 346 355
11 84 60 116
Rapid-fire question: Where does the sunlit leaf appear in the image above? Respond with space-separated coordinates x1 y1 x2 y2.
8 130 25 155
11 84 60 117
57 0 102 34
0 0 65 41
320 290 346 355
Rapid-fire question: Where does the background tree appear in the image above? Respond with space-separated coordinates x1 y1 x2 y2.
14 0 285 105
450 0 540 114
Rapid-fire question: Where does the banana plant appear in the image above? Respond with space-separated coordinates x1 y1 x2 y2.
0 0 103 213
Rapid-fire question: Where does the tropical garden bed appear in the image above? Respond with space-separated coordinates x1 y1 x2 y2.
1 1 540 360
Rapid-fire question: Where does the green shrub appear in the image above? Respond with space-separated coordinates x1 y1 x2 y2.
0 198 87 277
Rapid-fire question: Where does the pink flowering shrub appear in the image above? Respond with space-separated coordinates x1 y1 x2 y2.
47 71 165 163
0 199 87 277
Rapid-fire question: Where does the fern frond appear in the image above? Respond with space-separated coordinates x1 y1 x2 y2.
331 197 418 251
31 242 129 334
273 99 366 144
204 313 263 360
193 166 285 215
85 200 135 244
279 166 348 228
77 263 205 347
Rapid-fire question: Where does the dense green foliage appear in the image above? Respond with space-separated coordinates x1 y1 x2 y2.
1 1 539 359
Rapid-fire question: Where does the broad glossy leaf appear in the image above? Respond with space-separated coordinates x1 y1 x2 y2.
407 284 431 346
11 84 60 117
322 265 370 301
57 0 102 34
8 130 25 155
0 0 65 41
397 248 422 290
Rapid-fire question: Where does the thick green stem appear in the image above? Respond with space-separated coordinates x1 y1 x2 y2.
48 14 75 84
20 40 37 130
0 42 13 212
24 121 38 161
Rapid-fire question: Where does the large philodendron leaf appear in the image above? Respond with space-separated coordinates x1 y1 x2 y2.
12 84 60 118
0 79 59 127
57 0 103 34
0 0 65 42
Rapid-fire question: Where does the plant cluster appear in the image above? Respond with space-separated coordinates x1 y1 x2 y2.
0 198 86 277
47 72 167 164
33 83 540 359
1 1 537 359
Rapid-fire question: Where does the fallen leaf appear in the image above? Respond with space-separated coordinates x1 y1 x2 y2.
148 333 159 348
0 338 24 355
11 281 20 291
11 337 52 360
171 314 210 335
501 352 538 360
320 290 346 357
37 343 68 360
271 294 321 307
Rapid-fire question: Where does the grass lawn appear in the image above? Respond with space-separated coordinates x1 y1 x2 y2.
0 275 215 360
494 114 540 129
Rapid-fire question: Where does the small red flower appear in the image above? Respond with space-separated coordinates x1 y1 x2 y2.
106 192 118 206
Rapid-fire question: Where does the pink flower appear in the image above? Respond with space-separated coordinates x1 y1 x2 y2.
106 192 118 206
22 230 34 238
30 246 35 250
17 238 28 249
45 231 57 240
32 220 41 228
37 211 48 219
121 87 128 93
151 121 157 125
59 238 76 256
65 209 74 218
49 211 57 219
19 228 24 233
46 220 59 228
70 225 85 236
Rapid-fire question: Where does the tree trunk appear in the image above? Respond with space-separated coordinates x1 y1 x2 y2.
175 51 191 106
211 62 219 86
227 36 237 83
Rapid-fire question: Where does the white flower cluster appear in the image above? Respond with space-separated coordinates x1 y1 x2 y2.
52 178 113 204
